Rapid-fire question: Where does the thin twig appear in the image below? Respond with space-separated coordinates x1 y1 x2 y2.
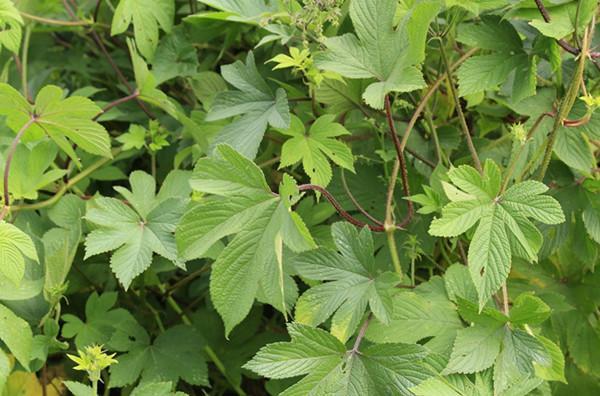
399 48 479 153
384 96 413 224
340 169 384 227
298 184 387 232
350 315 371 355
20 11 94 26
438 42 483 173
93 90 140 120
533 0 600 58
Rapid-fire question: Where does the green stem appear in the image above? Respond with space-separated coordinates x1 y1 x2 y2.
21 25 32 101
438 41 483 173
13 149 121 212
501 113 549 192
537 28 589 181
20 11 94 26
387 228 403 275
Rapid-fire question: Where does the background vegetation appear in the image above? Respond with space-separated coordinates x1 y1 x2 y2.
0 0 598 395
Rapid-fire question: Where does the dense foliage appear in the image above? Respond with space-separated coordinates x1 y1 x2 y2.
0 0 599 395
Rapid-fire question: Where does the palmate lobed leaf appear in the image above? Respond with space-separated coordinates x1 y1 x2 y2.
84 171 188 290
206 52 290 159
291 222 400 342
176 145 315 335
278 114 354 188
0 83 112 166
244 323 430 396
111 0 174 60
428 160 565 308
315 0 441 109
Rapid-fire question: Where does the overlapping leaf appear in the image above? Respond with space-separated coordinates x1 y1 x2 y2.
0 84 112 165
0 221 38 286
315 0 441 109
244 323 429 395
111 0 174 60
457 16 537 101
109 325 208 388
291 222 400 342
206 52 290 159
84 171 188 289
0 0 23 53
176 145 315 335
429 160 564 308
278 115 354 187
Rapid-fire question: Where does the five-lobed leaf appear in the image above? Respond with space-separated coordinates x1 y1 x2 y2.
0 83 112 166
292 222 400 342
278 114 354 188
84 171 188 289
176 145 315 335
428 160 565 309
245 323 430 395
315 0 441 109
111 0 174 60
206 52 290 159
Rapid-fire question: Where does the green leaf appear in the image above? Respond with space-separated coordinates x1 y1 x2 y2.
509 293 551 326
456 17 534 99
207 52 290 159
176 145 314 335
554 127 596 174
111 0 174 60
0 83 112 162
315 0 441 109
61 292 144 349
127 39 191 124
195 0 277 24
534 336 566 383
152 27 199 84
0 221 39 286
493 328 550 394
43 195 85 302
244 323 429 395
292 223 399 342
365 288 463 344
64 381 95 396
428 161 564 308
85 171 186 289
0 0 23 54
0 141 66 201
0 303 33 370
110 325 208 388
444 325 504 374
130 382 186 396
278 114 354 187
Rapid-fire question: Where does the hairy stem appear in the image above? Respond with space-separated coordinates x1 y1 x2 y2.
537 27 589 181
350 315 371 355
439 42 483 173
